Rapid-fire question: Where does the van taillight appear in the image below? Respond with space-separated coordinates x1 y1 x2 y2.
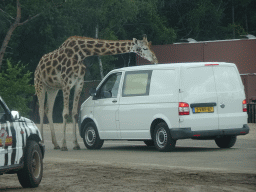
179 102 190 115
243 100 247 112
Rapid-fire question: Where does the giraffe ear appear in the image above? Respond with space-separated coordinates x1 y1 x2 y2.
133 38 138 44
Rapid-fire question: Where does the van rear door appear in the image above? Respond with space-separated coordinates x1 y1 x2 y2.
213 64 247 129
180 64 219 131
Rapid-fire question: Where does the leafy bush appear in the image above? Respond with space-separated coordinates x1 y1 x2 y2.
0 59 34 117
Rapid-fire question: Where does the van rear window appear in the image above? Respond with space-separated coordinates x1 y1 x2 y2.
122 70 152 97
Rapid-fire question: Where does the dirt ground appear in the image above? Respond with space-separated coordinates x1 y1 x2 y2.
0 124 255 192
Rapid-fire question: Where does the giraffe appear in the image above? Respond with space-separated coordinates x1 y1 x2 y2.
34 35 158 151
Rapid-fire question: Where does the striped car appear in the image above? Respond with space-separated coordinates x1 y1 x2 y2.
0 96 45 188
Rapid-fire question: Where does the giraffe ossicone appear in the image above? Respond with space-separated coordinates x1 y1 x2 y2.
34 35 158 151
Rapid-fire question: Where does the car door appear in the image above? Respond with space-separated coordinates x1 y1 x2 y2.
213 65 247 129
179 65 219 131
0 99 18 167
93 72 122 139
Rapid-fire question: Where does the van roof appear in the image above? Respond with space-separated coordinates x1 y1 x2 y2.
112 62 236 72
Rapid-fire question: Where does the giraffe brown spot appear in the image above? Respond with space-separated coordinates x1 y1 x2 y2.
40 64 45 70
64 114 69 120
121 47 126 52
128 42 132 46
116 42 120 46
52 69 56 75
39 60 43 65
62 58 67 65
61 66 66 73
61 73 66 79
69 80 72 84
116 48 122 54
74 45 79 52
48 77 53 83
58 54 65 62
60 49 64 54
74 54 78 61
73 59 78 65
95 43 104 48
101 48 106 53
54 53 58 59
44 58 49 63
78 40 84 45
67 60 71 67
121 43 126 46
74 66 79 72
78 51 84 59
50 54 53 60
53 60 58 67
46 67 51 74
66 67 72 75
83 49 91 56
94 48 101 53
68 41 76 47
80 44 86 48
110 43 114 45
106 43 110 48
53 77 58 81
87 41 95 44
80 67 86 76
87 44 93 48
110 46 115 49
46 61 51 66
65 48 74 57
57 65 61 72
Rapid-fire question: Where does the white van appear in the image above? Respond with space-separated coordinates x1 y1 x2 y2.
78 62 249 152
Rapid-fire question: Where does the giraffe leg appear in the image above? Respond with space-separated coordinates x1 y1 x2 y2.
36 81 46 143
71 79 84 150
61 86 70 151
45 88 60 150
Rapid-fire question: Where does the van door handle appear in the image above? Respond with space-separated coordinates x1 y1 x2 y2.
112 100 117 103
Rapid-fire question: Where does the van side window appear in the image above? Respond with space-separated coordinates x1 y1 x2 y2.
122 70 152 97
97 72 122 99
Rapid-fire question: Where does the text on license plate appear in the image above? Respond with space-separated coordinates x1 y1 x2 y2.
193 107 214 113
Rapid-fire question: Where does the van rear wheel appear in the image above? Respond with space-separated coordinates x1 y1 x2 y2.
153 122 176 152
215 136 237 148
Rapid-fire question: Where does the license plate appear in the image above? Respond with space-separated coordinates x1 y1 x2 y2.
193 107 214 113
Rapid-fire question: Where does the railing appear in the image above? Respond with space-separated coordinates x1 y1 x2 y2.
248 103 256 123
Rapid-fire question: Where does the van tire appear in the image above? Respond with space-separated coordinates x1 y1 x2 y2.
144 140 154 147
153 122 176 152
215 136 237 148
17 140 43 188
82 122 104 150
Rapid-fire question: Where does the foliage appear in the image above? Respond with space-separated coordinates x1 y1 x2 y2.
0 0 255 80
0 59 34 117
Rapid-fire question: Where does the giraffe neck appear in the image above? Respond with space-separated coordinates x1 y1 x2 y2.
60 36 135 60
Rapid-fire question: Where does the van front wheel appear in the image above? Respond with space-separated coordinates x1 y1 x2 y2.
215 136 237 148
83 122 104 150
153 122 176 152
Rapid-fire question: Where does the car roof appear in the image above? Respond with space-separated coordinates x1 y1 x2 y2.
111 62 235 73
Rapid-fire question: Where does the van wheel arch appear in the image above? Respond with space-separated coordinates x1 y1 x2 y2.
81 118 94 136
150 119 166 139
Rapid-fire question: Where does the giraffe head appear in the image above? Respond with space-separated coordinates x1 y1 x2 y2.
131 35 158 64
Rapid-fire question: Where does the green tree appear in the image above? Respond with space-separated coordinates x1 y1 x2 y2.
0 59 34 116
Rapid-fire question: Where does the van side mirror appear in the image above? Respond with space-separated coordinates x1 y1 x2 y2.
11 111 20 120
89 88 97 96
103 91 112 98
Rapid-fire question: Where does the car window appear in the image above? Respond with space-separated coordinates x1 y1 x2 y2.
122 70 152 97
0 103 6 122
98 72 122 99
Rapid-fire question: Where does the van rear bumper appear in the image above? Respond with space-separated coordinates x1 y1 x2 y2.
170 124 249 140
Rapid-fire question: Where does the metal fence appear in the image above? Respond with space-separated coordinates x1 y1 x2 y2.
248 103 256 123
